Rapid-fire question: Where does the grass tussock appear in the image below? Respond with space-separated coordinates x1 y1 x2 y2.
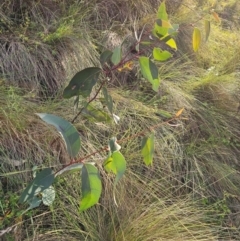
0 0 99 95
17 169 219 241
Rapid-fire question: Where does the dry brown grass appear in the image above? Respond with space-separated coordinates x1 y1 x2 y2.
0 0 99 96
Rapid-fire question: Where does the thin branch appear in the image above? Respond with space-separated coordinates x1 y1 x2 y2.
71 81 106 124
56 115 183 175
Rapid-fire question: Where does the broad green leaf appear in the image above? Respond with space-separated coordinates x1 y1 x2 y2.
193 27 201 52
102 87 113 114
108 137 121 153
103 156 115 173
19 168 54 203
27 196 42 210
36 113 80 158
55 163 83 177
63 67 101 98
42 186 55 206
151 79 161 92
141 134 154 166
103 151 126 185
111 46 122 65
153 47 172 61
153 23 168 38
157 1 168 20
80 164 102 211
83 104 111 122
204 20 210 42
100 50 113 66
139 57 160 92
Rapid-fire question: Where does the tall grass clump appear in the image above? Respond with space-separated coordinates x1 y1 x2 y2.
0 0 99 96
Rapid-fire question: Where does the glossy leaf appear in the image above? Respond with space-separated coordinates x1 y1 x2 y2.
42 186 55 206
102 87 113 114
111 46 122 65
55 163 83 177
36 113 80 158
103 151 126 185
83 104 111 122
165 37 177 50
157 1 168 20
19 168 54 203
108 137 121 153
139 57 160 92
100 50 113 66
63 67 101 98
153 23 168 38
80 164 102 211
204 20 211 42
141 134 154 166
153 47 172 61
193 27 201 52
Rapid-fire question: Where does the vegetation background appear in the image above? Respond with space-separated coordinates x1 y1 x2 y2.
0 0 240 240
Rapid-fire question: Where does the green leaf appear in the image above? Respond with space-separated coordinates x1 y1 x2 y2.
165 37 177 50
141 133 154 166
27 196 42 210
55 163 83 176
100 50 113 66
83 104 111 122
153 23 169 38
193 27 201 52
63 67 101 98
157 1 168 20
42 186 55 206
153 47 172 61
111 46 122 65
139 57 160 92
108 137 121 153
204 20 210 42
36 113 80 158
19 168 54 203
102 87 113 114
80 164 102 211
103 151 126 186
